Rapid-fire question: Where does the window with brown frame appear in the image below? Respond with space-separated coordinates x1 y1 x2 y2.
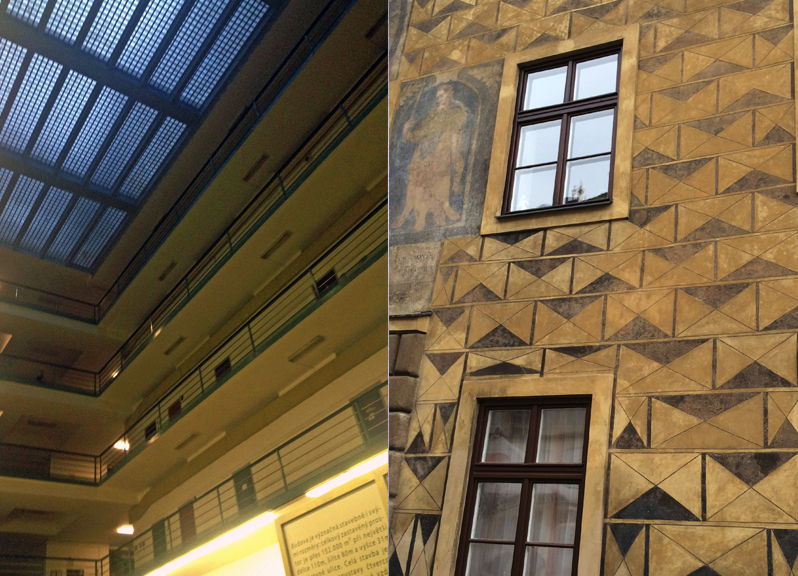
504 46 621 215
456 397 591 576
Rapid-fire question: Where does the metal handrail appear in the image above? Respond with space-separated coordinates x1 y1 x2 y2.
0 54 387 398
0 202 387 486
0 0 358 325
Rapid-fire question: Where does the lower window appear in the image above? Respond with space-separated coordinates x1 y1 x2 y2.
456 397 590 576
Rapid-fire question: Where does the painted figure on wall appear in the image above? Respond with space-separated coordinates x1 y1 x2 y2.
390 60 503 245
393 83 467 231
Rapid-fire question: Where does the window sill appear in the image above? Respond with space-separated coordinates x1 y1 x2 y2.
498 198 613 219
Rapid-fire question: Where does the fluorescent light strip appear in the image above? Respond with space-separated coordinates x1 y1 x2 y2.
306 451 388 498
31 71 96 165
142 510 279 576
0 54 62 153
180 0 268 108
116 0 185 78
149 0 231 95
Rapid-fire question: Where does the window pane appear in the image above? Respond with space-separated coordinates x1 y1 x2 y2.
482 410 531 463
524 67 567 110
568 109 614 159
574 54 618 100
517 120 561 167
511 165 556 212
523 546 573 576
563 156 611 204
528 484 579 544
536 408 586 463
472 482 522 541
466 543 515 576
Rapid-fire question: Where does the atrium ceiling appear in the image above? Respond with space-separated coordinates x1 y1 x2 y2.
0 0 272 272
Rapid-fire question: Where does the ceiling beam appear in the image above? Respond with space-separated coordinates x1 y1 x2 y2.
0 17 201 128
0 154 134 212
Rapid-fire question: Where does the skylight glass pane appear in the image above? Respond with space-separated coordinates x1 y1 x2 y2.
73 206 127 268
46 197 99 262
0 176 44 245
0 170 15 200
62 87 128 178
0 40 27 115
149 0 231 94
181 0 268 109
82 0 141 61
46 0 93 44
0 55 62 153
7 0 47 26
117 0 186 79
19 187 72 255
118 117 184 201
31 71 96 165
91 102 158 190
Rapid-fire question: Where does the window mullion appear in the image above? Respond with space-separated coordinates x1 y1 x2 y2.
511 479 533 576
554 112 570 206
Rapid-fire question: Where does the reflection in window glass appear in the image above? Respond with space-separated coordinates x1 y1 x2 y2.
471 482 522 541
564 156 611 204
523 546 573 576
536 408 586 463
482 410 531 463
574 54 618 100
528 484 579 544
517 121 561 167
466 543 514 576
512 165 556 211
524 67 567 110
568 110 614 158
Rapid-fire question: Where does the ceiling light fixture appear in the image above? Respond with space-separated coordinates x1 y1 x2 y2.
117 525 134 535
306 451 388 498
287 335 324 364
143 511 278 576
114 440 130 451
111 371 119 379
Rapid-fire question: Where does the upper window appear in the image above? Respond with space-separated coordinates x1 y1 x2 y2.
456 397 590 576
505 47 620 214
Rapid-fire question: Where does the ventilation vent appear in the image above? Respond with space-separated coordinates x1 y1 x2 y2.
164 336 185 356
243 153 268 182
158 261 177 281
26 418 57 429
261 231 292 260
3 508 62 523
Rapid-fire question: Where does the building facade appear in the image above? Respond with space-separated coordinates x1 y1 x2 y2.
388 0 798 575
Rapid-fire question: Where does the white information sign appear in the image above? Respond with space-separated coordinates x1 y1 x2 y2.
281 481 388 576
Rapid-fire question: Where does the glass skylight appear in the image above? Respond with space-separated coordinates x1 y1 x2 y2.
46 197 100 262
0 40 27 116
73 206 126 268
118 117 185 201
91 102 158 190
82 0 140 61
19 187 72 255
149 0 232 95
0 54 62 153
116 0 185 79
31 71 96 165
62 87 128 178
0 176 44 245
7 0 48 27
181 0 268 108
46 0 94 45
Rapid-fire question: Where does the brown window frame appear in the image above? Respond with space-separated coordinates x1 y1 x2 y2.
455 396 592 576
502 44 622 216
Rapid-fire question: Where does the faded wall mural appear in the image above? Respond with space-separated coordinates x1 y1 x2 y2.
389 60 503 245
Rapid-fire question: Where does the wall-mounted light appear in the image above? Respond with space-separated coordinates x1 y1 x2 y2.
114 440 130 451
117 525 134 535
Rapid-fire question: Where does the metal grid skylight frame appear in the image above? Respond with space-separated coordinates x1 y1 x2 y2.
0 0 272 272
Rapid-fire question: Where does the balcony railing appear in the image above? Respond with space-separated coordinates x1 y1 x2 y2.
0 384 386 576
0 0 360 326
0 54 387 398
0 201 387 486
